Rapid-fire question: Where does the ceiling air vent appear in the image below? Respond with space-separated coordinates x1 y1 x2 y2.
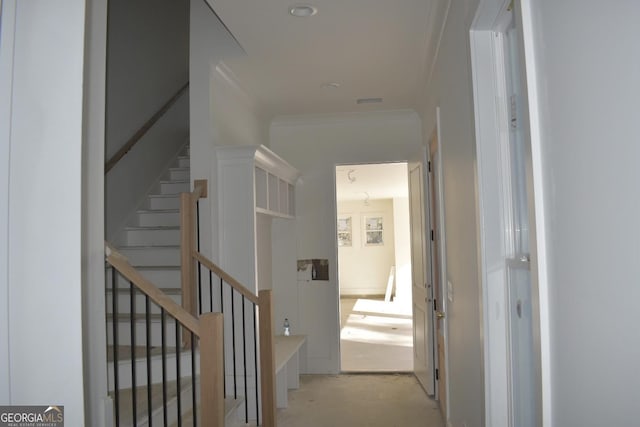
356 98 383 105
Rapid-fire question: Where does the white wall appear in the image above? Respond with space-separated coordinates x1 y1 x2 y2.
105 0 189 158
256 213 273 291
5 0 87 423
189 0 268 262
523 1 640 425
392 197 412 303
0 0 16 405
104 0 190 240
270 110 422 373
420 0 484 426
337 199 396 296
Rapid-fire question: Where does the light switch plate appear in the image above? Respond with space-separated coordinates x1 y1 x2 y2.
447 280 454 302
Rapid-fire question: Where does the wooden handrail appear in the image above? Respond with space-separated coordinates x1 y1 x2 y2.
105 243 201 336
104 82 189 173
193 251 260 305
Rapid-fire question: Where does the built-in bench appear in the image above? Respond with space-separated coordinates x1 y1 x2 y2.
274 335 307 408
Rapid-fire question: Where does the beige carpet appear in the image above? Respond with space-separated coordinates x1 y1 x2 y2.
340 298 413 372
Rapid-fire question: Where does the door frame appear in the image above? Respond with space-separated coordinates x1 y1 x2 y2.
470 0 550 425
428 107 450 420
333 160 414 373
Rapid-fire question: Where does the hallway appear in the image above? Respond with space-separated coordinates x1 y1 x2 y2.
277 374 443 427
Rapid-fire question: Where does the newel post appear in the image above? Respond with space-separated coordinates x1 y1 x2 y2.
200 312 224 427
258 289 277 427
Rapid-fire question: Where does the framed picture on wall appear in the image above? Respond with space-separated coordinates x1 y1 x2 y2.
337 216 352 247
364 215 383 246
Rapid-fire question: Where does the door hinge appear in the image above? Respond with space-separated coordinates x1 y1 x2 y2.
435 368 439 380
428 161 432 172
430 229 434 241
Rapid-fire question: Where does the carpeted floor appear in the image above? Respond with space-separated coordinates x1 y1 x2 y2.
277 374 443 427
340 298 413 372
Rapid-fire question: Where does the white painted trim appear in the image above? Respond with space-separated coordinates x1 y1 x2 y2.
81 0 109 424
519 0 551 425
471 0 549 425
434 107 451 421
0 0 16 404
471 26 513 427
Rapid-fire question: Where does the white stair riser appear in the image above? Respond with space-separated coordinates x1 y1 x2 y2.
160 181 190 195
119 247 180 266
106 292 182 315
107 352 198 391
168 168 190 181
177 157 190 168
148 195 181 210
107 319 181 347
124 228 180 246
137 212 180 227
107 268 181 290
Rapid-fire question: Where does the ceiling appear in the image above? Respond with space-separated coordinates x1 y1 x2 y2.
336 163 408 202
207 0 449 118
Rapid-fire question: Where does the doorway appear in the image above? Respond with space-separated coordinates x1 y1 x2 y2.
471 1 543 425
335 163 413 372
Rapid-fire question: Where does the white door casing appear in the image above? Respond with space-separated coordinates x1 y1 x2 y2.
409 156 435 395
471 0 544 425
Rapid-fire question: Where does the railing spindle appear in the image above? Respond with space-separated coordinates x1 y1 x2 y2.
111 267 120 427
242 296 248 423
145 295 153 427
161 308 168 427
175 317 182 427
198 261 203 315
191 331 197 427
231 286 237 399
253 303 260 426
209 270 213 313
130 282 137 426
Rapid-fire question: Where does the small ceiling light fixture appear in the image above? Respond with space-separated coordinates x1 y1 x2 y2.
357 97 383 105
289 4 318 17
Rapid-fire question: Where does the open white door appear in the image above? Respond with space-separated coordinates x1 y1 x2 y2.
409 157 435 395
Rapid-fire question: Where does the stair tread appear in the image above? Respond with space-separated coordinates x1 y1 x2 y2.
125 225 180 231
119 245 180 250
136 208 180 214
148 194 180 199
110 378 186 424
106 345 179 362
106 287 181 294
160 179 189 184
169 398 246 427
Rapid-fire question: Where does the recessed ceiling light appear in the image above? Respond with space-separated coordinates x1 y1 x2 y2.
356 97 383 104
289 4 317 17
321 82 341 90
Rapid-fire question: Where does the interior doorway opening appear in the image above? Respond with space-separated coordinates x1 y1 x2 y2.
335 162 413 372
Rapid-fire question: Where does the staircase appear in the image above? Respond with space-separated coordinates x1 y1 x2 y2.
106 144 255 426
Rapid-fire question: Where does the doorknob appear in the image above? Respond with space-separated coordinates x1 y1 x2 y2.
435 311 445 319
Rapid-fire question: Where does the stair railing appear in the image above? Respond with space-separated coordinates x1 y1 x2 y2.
106 243 224 427
180 179 277 427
